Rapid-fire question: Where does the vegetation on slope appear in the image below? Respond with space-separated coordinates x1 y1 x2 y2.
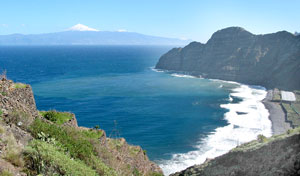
282 103 300 127
29 118 116 176
0 108 162 176
171 127 300 176
13 83 27 89
25 139 98 176
233 127 300 152
39 110 74 125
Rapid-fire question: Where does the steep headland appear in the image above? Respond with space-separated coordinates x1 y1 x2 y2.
0 78 163 176
155 27 300 175
155 27 300 90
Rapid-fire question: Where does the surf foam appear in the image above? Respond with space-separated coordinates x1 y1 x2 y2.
170 73 197 79
151 67 165 73
157 83 272 175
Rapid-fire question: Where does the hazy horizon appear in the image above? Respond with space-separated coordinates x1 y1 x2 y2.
1 0 299 43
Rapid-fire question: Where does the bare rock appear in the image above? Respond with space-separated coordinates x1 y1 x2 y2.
156 27 300 90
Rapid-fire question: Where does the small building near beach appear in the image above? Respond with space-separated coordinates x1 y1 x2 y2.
281 91 296 102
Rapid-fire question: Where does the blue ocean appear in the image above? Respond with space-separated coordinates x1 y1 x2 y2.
0 46 272 175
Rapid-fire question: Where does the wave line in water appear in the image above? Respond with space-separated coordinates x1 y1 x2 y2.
170 73 197 79
150 67 165 73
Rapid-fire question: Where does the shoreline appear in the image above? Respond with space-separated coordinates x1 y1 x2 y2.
263 90 292 135
155 75 273 175
153 68 292 136
152 68 291 174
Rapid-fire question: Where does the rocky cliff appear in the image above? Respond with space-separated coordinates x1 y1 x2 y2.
0 78 163 176
171 128 300 176
156 27 300 90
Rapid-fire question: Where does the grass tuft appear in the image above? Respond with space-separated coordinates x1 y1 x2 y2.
13 83 27 89
39 110 73 125
147 172 164 176
0 125 5 134
7 110 32 129
3 134 24 167
0 170 13 176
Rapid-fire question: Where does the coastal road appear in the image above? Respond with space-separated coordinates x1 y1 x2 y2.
263 90 292 135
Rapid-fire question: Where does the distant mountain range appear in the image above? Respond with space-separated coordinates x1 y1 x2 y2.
0 24 191 45
156 27 300 90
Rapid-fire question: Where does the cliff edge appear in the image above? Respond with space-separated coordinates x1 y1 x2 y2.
156 27 300 90
0 78 163 176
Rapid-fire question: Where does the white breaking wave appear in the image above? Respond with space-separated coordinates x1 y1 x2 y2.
151 67 165 73
209 78 241 85
228 95 233 102
170 73 197 79
158 83 272 175
150 68 204 79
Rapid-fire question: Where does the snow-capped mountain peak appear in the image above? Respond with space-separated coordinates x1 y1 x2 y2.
68 24 99 32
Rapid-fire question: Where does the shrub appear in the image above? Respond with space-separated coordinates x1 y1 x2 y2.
3 134 24 167
88 155 117 176
133 168 142 176
24 140 97 176
108 138 123 150
129 146 140 156
94 125 100 129
148 172 164 176
81 129 104 139
0 125 5 134
257 134 267 143
29 118 116 175
0 170 13 176
7 110 32 129
40 110 73 125
30 118 94 160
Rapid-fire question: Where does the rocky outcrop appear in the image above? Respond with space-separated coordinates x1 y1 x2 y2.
156 27 300 90
171 128 300 176
0 78 38 126
62 113 78 128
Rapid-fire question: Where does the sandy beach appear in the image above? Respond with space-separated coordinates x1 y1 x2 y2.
263 90 292 135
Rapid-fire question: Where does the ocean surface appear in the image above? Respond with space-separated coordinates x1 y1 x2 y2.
0 46 272 175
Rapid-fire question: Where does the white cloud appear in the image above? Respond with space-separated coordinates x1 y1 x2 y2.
1 24 8 27
180 37 188 40
117 29 127 32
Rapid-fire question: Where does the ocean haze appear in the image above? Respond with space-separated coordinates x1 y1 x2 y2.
0 30 191 46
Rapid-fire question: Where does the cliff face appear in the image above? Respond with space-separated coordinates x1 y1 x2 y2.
0 78 163 176
156 27 300 90
171 128 300 176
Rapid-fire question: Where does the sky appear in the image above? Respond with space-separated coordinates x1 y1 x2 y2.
0 0 299 42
